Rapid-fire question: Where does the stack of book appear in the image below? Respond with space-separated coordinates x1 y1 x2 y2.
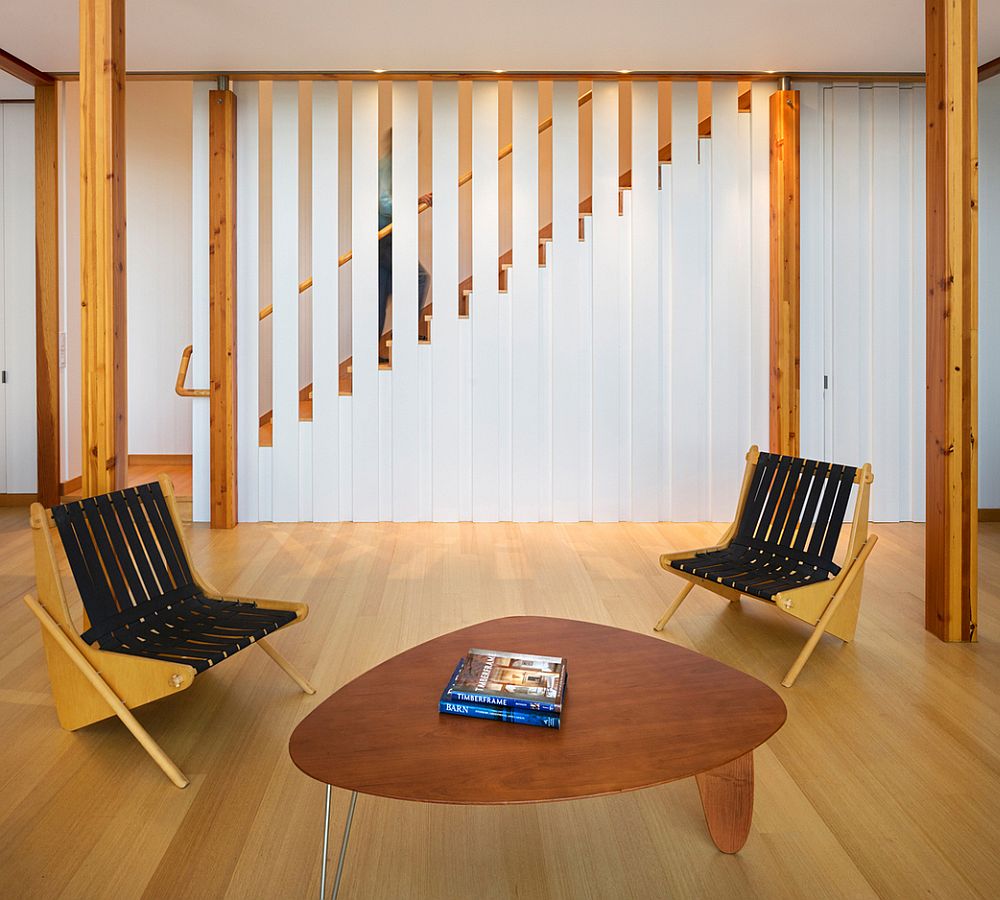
438 648 567 729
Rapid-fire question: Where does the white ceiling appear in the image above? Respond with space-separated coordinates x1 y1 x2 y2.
1 0 998 78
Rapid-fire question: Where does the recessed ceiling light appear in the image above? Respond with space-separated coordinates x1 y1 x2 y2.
373 69 386 74
493 69 505 74
619 69 631 75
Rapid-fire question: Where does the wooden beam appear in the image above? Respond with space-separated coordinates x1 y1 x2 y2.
925 0 977 642
34 84 60 507
208 89 238 529
979 56 1000 82
769 88 800 456
0 47 54 86
79 0 127 496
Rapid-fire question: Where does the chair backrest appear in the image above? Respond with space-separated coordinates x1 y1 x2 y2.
733 452 860 577
50 482 198 642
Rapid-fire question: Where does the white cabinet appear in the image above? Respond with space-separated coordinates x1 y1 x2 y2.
0 102 37 494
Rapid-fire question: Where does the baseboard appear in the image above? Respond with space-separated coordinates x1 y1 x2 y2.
981 508 1000 523
0 493 38 507
59 475 81 496
127 454 193 467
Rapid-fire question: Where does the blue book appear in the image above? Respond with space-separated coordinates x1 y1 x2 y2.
438 697 561 729
442 649 567 714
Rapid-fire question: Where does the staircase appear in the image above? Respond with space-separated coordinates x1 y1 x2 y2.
257 88 750 448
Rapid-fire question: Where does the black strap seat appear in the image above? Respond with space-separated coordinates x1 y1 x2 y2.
670 451 857 602
51 482 296 673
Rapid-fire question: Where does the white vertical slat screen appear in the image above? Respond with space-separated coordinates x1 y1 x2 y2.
213 77 937 525
511 82 540 521
271 82 301 522
471 82 501 521
630 81 659 521
235 81 260 522
591 82 620 521
191 83 211 522
391 82 420 521
551 81 581 522
351 81 380 521
311 82 339 521
431 83 460 521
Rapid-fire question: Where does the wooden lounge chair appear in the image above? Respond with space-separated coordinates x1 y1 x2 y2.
653 446 877 687
24 475 314 788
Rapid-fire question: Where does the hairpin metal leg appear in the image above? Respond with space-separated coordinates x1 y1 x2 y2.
320 786 358 900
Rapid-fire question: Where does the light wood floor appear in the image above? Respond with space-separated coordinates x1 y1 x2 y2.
1 512 997 899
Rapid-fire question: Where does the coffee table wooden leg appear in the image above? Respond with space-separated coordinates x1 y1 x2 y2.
694 751 754 853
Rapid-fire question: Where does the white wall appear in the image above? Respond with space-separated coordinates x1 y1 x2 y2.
980 76 1000 510
126 82 193 455
0 103 38 493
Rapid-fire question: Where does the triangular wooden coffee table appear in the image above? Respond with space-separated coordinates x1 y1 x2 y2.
290 616 787 898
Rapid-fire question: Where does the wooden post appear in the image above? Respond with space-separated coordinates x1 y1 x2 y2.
925 0 978 642
769 85 800 457
35 84 60 507
79 0 127 496
208 87 238 528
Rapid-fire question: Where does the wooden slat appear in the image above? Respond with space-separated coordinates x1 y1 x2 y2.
34 84 60 507
270 82 300 522
311 82 339 521
768 88 800 456
431 83 460 521
79 0 127 496
924 0 978 642
471 82 500 521
235 80 260 521
0 47 54 86
391 81 419 522
208 89 237 529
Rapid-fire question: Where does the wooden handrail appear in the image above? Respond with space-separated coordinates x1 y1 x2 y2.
175 344 209 397
257 89 596 322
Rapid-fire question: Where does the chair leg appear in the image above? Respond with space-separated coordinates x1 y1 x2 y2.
781 596 845 688
654 582 695 632
257 638 316 694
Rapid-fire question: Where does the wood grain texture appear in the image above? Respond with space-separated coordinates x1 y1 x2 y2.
289 616 785 804
769 89 800 457
79 0 128 496
695 750 754 853
925 0 977 641
209 89 238 529
1 515 1000 897
34 83 60 507
0 47 53 86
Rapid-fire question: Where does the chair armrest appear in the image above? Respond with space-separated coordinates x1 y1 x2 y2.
659 541 732 569
205 593 310 623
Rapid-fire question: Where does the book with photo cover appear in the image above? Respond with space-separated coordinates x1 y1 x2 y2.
442 648 567 714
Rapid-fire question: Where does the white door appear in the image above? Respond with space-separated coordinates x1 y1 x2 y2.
0 102 38 495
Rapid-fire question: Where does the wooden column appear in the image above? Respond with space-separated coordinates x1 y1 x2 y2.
79 0 127 496
34 84 60 506
925 0 978 641
769 86 800 456
209 88 238 528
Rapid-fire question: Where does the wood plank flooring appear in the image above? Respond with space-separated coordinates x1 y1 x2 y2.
0 512 997 899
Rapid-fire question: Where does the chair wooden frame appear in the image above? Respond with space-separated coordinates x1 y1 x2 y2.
24 474 315 788
653 446 878 688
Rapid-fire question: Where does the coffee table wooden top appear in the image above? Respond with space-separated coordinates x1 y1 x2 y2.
289 617 786 805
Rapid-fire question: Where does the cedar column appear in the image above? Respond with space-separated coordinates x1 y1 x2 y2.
925 0 978 641
209 86 238 528
79 0 127 495
769 82 800 456
35 83 60 506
